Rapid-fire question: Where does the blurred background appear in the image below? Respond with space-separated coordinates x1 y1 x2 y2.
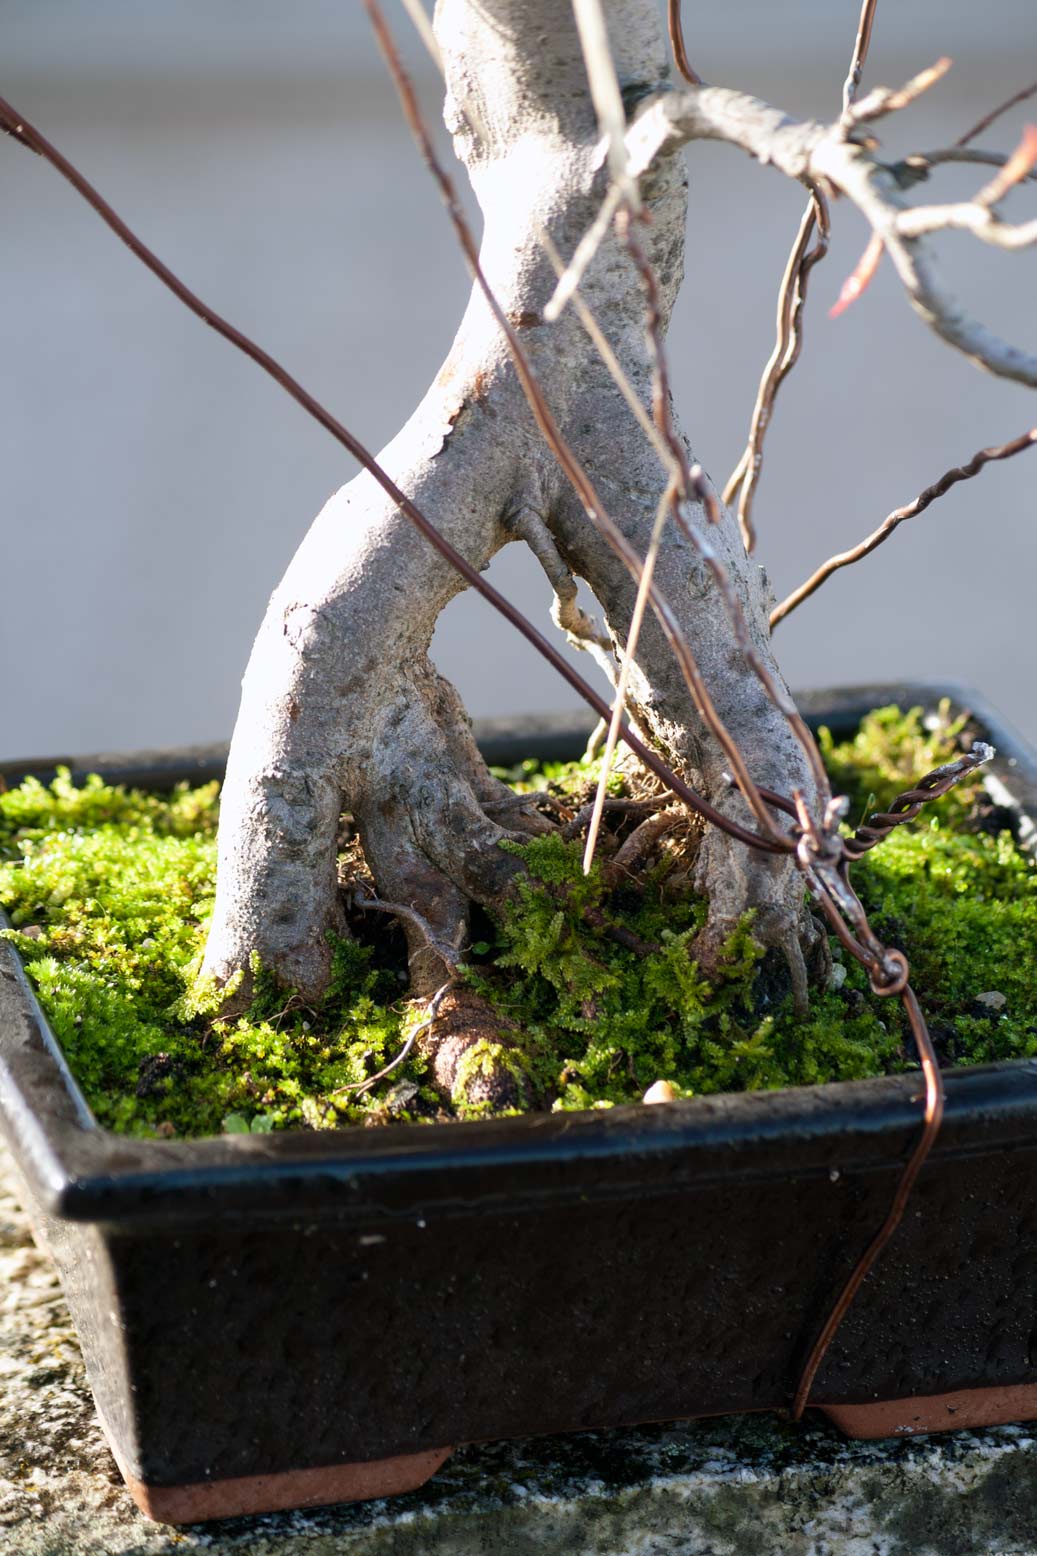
2 0 1035 757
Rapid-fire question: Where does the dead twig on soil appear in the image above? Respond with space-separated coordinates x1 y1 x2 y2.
328 978 457 1102
562 795 666 842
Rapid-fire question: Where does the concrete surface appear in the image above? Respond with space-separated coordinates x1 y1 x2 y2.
3 1141 1037 1556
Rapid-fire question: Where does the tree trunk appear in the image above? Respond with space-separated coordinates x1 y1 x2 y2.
200 0 822 1068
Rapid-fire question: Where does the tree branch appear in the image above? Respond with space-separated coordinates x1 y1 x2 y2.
626 85 827 181
955 78 1037 148
723 0 874 549
623 75 1037 389
771 428 1037 626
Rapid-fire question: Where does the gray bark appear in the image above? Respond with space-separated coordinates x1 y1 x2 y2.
201 0 821 1023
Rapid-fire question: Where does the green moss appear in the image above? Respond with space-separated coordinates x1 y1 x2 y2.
818 699 973 820
0 778 413 1136
2 704 1035 1139
450 1040 535 1120
466 830 901 1106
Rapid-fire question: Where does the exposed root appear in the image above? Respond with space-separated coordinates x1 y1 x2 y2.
419 984 539 1112
607 806 683 882
561 794 665 841
351 890 463 977
693 899 827 1019
338 731 825 1106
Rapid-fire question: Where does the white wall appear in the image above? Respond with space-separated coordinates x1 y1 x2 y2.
2 2 1035 756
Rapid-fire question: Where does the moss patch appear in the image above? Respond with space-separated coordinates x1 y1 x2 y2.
2 706 1036 1138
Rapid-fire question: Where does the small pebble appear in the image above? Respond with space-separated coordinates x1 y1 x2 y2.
643 1080 676 1104
974 990 1007 1012
829 964 847 991
20 926 42 940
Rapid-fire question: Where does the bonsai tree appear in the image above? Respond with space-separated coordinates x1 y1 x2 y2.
3 0 1035 1415
2 0 1034 1117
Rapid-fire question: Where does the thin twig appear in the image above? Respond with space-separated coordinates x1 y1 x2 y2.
897 146 1037 185
722 187 830 549
845 56 953 127
828 230 884 319
582 482 676 875
722 0 875 543
974 123 1037 208
622 58 1037 386
772 429 1037 626
955 79 1037 148
812 137 1037 389
893 202 1037 248
328 978 456 1101
841 0 879 116
666 0 703 87
829 115 1036 320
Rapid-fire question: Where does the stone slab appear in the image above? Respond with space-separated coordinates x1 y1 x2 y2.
3 1143 1037 1556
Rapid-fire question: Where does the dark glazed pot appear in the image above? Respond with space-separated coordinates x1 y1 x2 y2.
2 683 1037 1524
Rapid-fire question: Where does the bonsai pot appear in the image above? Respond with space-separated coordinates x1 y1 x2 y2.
3 681 1037 1526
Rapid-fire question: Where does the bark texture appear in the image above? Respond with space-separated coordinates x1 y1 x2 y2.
201 0 822 1046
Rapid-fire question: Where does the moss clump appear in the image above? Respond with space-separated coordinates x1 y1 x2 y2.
460 830 902 1107
2 705 1036 1138
0 774 424 1136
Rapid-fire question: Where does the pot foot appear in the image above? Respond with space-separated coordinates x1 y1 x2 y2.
820 1381 1037 1440
113 1445 454 1525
